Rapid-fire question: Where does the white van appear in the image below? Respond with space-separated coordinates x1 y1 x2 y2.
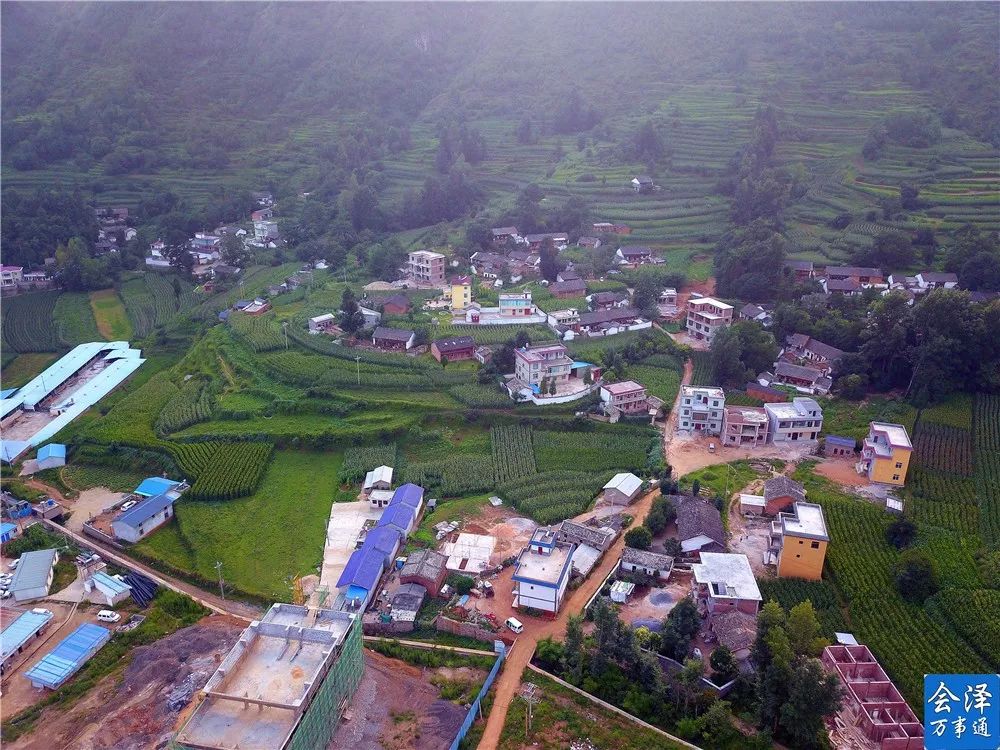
505 617 524 634
97 610 121 623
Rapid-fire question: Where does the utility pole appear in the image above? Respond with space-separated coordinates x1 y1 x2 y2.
355 356 361 386
282 321 288 350
214 561 226 600
518 682 541 738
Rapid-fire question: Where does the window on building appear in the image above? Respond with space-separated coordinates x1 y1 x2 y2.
892 474 900 481
810 541 820 549
895 461 903 469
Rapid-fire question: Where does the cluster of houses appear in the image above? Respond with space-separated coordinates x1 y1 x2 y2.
677 386 824 445
757 334 846 396
784 260 970 304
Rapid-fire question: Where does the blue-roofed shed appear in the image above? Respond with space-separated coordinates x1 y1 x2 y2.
377 503 416 535
0 522 18 544
25 623 111 689
134 477 180 498
361 526 402 563
86 571 132 606
1 609 54 671
336 547 385 609
111 492 176 543
36 443 66 470
823 435 857 457
390 483 424 514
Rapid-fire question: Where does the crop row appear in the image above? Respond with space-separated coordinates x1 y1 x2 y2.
449 384 511 408
913 421 974 476
155 379 214 436
229 313 285 352
532 429 653 473
919 394 974 430
260 351 434 390
490 425 537 484
1 291 61 353
187 442 274 500
402 455 495 497
340 443 399 483
755 578 847 638
53 292 102 346
498 470 610 525
974 393 1000 548
924 588 1000 670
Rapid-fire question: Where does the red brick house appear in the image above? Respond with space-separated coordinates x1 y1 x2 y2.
430 335 475 363
379 294 411 316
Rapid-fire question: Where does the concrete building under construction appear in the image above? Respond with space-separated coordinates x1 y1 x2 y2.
175 603 363 750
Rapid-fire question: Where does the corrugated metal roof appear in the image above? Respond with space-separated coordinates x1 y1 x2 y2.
9 549 58 594
134 477 180 498
114 492 175 529
362 526 402 562
377 504 414 532
0 522 16 535
1 610 54 662
336 547 384 591
24 623 111 688
389 483 423 510
92 571 131 597
37 444 66 461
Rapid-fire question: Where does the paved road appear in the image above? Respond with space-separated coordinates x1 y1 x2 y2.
39 519 260 622
475 487 660 750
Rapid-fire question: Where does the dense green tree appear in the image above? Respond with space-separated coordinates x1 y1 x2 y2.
714 220 788 301
885 518 918 549
624 526 652 550
338 287 365 335
786 601 828 657
895 548 938 603
709 644 739 684
778 659 843 749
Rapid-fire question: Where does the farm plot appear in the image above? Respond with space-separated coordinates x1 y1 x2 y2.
974 393 1000 548
925 588 1000 670
498 470 611 525
228 313 285 352
155 378 214 436
187 442 275 501
340 443 399 483
912 422 974 475
53 292 102 345
0 353 58 389
89 289 134 340
627 364 681 405
688 351 715 387
490 425 537 483
402 455 496 498
1 290 61 352
905 467 979 537
532 429 654 474
449 384 511 408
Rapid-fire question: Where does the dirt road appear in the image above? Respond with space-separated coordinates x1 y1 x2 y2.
663 357 694 458
475 488 661 750
22 478 68 502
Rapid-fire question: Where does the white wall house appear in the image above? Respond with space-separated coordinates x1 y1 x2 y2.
677 386 726 435
765 397 823 443
512 528 575 613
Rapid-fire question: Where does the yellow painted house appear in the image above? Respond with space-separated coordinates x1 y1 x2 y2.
858 422 912 486
773 502 828 581
450 276 472 312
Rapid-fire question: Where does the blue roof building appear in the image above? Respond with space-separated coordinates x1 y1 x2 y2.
87 571 132 606
337 547 385 608
36 443 66 470
1 609 53 672
111 492 177 543
389 483 424 513
377 504 415 535
361 526 402 563
0 522 17 544
134 477 181 498
25 623 111 689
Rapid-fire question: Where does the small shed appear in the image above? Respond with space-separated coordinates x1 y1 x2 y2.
85 571 132 607
739 494 766 515
824 435 856 457
610 580 636 603
603 473 643 505
36 444 66 470
399 549 448 595
112 492 177 543
25 623 111 690
363 465 394 492
0 522 18 544
134 477 181 498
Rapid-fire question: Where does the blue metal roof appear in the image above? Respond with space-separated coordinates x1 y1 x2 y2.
37 443 66 461
390 483 424 510
25 623 111 689
336 547 385 591
134 477 180 498
825 435 856 447
1 610 54 662
92 571 131 597
114 492 175 529
0 388 18 399
362 526 402 562
0 522 16 535
377 504 415 533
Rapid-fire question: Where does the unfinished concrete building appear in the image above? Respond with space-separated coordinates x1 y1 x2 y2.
821 644 923 750
176 604 363 750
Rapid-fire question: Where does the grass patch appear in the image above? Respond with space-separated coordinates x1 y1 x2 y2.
62 463 147 493
0 353 58 388
819 397 918 442
134 450 344 599
89 289 134 340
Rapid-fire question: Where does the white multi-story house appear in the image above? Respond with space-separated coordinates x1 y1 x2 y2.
764 397 823 443
1 265 24 287
512 527 575 613
686 297 734 341
677 386 726 434
513 344 573 389
498 292 537 317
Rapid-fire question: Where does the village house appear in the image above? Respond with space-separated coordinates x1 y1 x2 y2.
821 644 924 750
600 380 650 417
498 291 537 317
657 288 678 317
602 472 643 505
592 222 632 235
465 292 544 324
377 293 411 316
769 502 828 580
671 495 726 557
507 343 599 403
768 361 833 395
405 250 446 285
620 548 674 580
914 271 959 291
691 552 762 615
524 233 569 251
783 259 814 280
577 236 601 249
512 527 576 614
491 226 522 245
363 466 393 494
253 220 280 244
474 346 493 364
765 397 823 443
546 308 581 328
431 335 475 363
824 435 856 457
250 207 272 222
588 291 630 310
8 549 59 603
677 386 725 435
111 491 179 543
1 265 24 287
721 406 770 447
574 307 649 337
399 549 448 595
821 277 862 296
308 313 339 334
858 422 912 486
36 443 66 470
548 278 587 298
686 297 734 341
615 245 655 268
558 520 616 553
557 268 581 282
372 327 416 351
449 275 472 311
782 334 844 374
508 250 541 277
823 265 884 286
762 475 806 516
631 175 654 193
469 251 508 280
740 303 772 326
